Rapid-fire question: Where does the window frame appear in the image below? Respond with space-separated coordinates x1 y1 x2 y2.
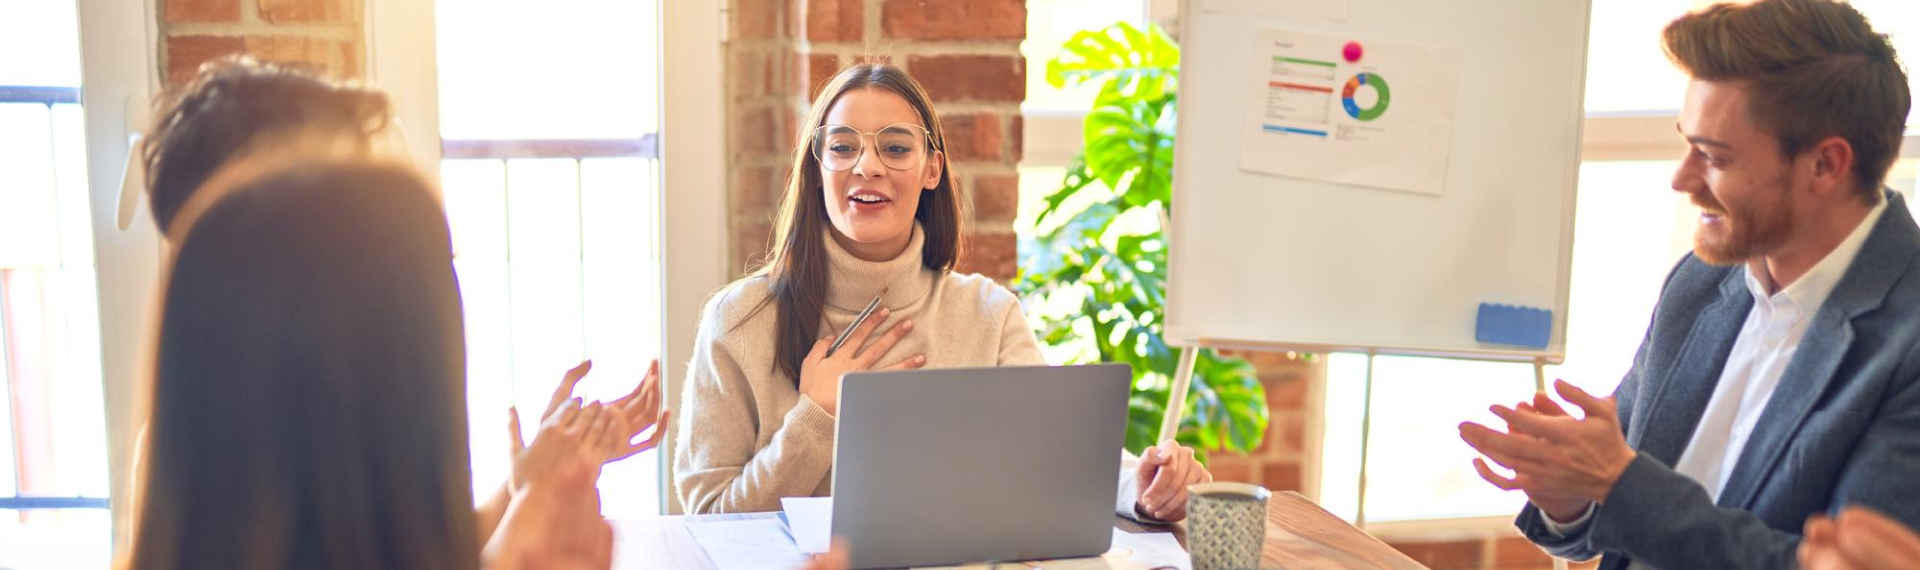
366 0 728 516
71 0 165 550
655 0 729 515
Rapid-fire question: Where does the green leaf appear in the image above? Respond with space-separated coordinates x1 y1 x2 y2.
1082 98 1175 208
1047 23 1180 98
1036 155 1097 226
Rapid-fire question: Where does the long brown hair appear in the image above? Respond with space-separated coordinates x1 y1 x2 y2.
125 156 475 570
1664 0 1910 198
750 62 965 383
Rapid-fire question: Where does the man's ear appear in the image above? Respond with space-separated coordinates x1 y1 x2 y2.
1805 135 1857 199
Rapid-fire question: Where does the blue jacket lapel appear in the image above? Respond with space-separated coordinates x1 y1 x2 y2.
1634 272 1752 465
1718 191 1919 509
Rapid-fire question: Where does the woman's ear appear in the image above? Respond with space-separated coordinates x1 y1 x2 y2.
923 150 945 190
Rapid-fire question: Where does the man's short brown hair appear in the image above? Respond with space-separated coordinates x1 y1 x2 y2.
142 56 391 232
1664 0 1910 199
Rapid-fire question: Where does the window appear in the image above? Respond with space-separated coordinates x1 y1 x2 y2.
1584 0 1919 125
436 0 667 517
0 0 113 566
1322 1 1920 528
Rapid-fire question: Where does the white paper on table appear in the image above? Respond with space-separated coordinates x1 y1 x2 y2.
909 529 1190 570
1203 0 1347 20
781 496 834 554
1237 28 1463 196
685 519 809 570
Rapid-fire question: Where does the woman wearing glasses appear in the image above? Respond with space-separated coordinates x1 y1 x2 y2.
673 62 1212 522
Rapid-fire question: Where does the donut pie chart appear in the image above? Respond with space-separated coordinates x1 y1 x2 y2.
1341 72 1390 121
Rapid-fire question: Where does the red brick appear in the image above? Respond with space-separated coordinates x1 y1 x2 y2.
1256 413 1306 455
777 106 801 154
258 0 356 23
805 0 863 42
731 49 781 100
882 0 1025 41
958 230 1017 282
1266 372 1308 411
734 166 783 215
244 35 358 79
1280 414 1306 453
909 55 1025 103
734 220 775 276
786 0 804 37
165 35 246 86
940 113 1004 162
1386 539 1486 570
735 105 779 154
1205 454 1256 484
1259 462 1302 492
735 0 785 40
767 48 795 98
971 174 1019 223
1008 114 1023 162
805 53 840 99
164 0 240 23
1493 535 1555 568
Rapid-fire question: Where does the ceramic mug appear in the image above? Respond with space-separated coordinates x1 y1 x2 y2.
1186 482 1270 570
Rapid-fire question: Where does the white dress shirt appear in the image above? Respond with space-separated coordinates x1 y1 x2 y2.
1539 197 1887 568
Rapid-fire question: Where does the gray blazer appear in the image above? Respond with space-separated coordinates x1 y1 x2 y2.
1516 190 1920 570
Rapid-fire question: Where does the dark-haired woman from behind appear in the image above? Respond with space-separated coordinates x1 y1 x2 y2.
119 154 613 570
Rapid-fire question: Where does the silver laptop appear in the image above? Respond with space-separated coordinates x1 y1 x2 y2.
829 363 1132 569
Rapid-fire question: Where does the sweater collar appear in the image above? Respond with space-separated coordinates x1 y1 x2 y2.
823 222 936 311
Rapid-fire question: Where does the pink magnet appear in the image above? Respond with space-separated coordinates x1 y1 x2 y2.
1343 41 1363 63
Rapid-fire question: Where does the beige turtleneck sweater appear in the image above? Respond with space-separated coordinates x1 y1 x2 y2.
673 224 1146 516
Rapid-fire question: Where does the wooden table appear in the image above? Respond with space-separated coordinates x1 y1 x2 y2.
612 491 1427 570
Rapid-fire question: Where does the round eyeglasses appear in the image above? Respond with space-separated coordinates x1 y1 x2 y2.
810 123 935 172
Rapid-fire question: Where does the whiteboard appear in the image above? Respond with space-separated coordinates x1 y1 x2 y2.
1165 0 1591 360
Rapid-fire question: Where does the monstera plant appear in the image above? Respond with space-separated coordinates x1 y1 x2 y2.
1017 22 1268 460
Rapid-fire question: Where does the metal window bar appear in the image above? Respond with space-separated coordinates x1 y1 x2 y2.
0 496 110 510
441 134 659 160
0 86 80 106
1 84 105 511
1 268 14 498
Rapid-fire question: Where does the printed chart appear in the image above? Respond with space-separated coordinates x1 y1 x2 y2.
1239 29 1460 196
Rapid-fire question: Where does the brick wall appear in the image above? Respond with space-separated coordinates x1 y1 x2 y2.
726 0 1027 281
158 0 363 86
1205 350 1315 494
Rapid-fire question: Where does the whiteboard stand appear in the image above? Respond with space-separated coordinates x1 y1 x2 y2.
1533 356 1549 392
1356 349 1378 528
1157 346 1203 443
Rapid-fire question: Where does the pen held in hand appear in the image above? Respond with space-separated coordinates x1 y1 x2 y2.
824 289 887 358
